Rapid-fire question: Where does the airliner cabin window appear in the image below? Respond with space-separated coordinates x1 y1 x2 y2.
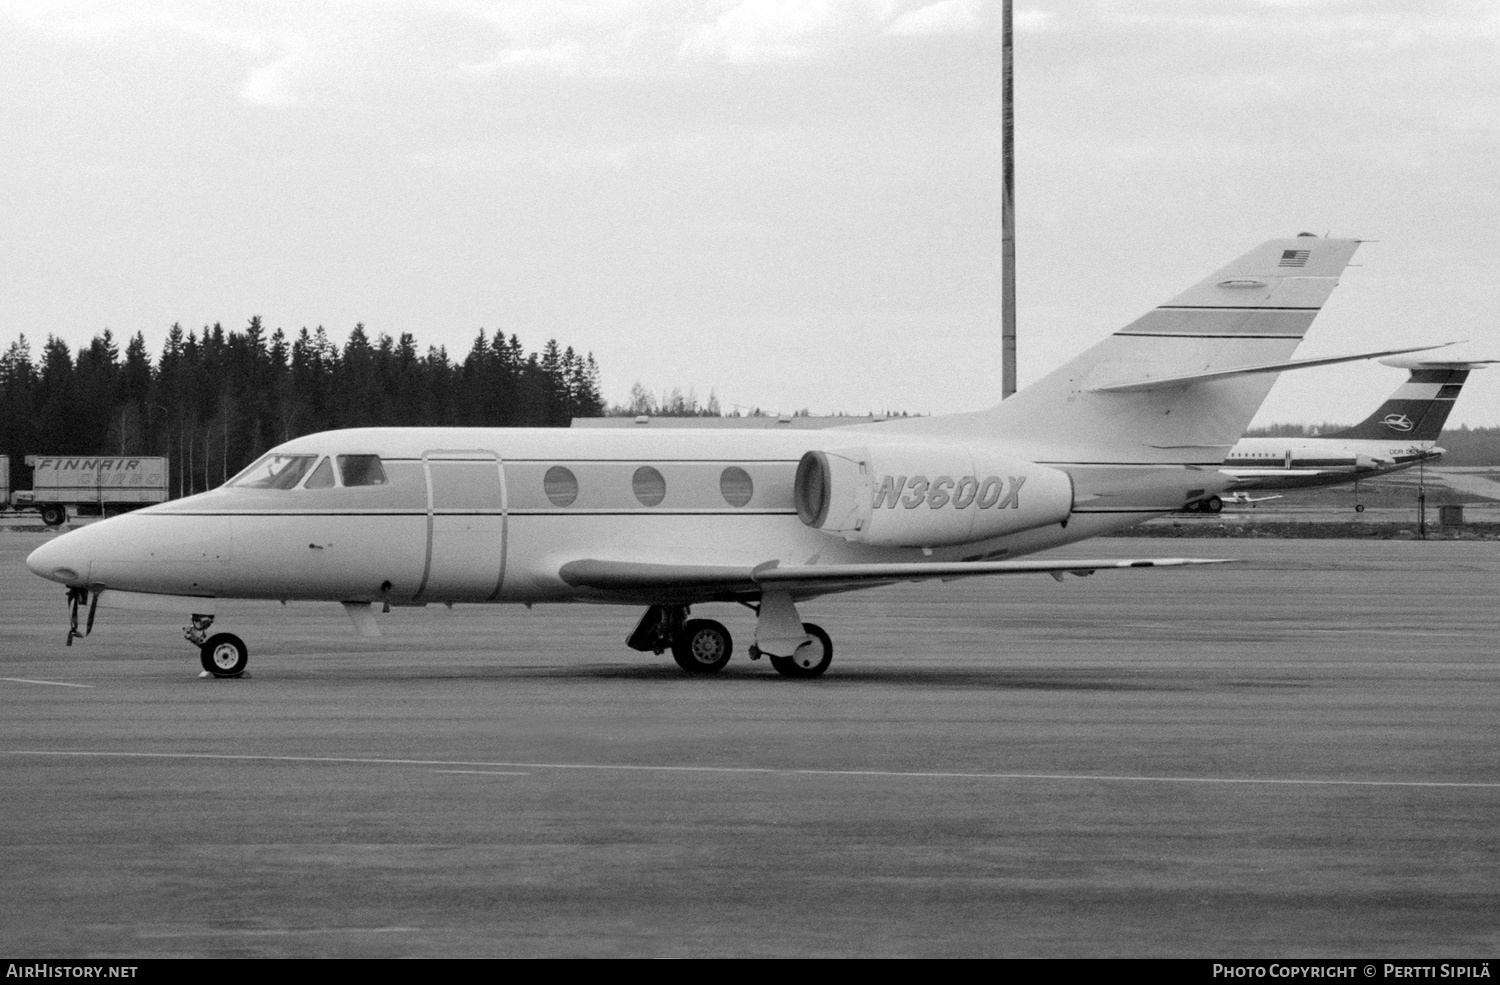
304 457 336 489
338 455 388 487
230 453 318 490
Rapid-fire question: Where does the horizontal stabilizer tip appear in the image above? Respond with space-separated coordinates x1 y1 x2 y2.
1378 355 1497 370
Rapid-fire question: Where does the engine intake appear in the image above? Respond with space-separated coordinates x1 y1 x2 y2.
794 444 1074 548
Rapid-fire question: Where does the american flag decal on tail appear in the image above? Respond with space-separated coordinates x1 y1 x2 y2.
1278 249 1311 267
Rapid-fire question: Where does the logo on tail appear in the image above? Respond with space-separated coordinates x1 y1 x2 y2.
1382 413 1414 433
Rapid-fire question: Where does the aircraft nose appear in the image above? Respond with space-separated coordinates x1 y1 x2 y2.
26 533 91 587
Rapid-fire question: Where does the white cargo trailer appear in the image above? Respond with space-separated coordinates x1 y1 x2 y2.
13 456 170 526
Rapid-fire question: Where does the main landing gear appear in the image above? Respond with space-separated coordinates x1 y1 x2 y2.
1182 495 1224 514
627 600 834 679
186 615 248 678
759 624 833 679
672 619 733 673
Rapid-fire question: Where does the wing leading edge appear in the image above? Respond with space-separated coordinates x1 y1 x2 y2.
558 556 1232 598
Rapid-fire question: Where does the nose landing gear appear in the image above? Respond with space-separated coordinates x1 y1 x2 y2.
200 634 249 677
186 615 248 678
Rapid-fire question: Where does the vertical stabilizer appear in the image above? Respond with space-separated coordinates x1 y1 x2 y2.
880 236 1361 465
1323 361 1492 441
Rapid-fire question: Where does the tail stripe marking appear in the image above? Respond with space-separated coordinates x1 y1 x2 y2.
1115 332 1306 339
1156 305 1322 312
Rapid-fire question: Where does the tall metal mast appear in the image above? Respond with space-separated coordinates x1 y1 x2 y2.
1001 0 1017 399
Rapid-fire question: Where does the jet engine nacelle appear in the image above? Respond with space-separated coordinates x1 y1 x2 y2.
794 445 1074 548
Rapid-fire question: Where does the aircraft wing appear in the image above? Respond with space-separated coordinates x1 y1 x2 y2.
558 556 1231 596
1223 468 1344 481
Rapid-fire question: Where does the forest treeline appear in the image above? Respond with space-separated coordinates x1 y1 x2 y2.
0 318 603 496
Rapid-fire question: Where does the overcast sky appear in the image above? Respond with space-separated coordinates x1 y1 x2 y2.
2 0 1497 426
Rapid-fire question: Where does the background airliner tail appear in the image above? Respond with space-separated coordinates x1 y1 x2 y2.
1322 360 1489 442
883 236 1361 464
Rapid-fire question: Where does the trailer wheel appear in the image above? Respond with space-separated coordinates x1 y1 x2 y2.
40 505 66 527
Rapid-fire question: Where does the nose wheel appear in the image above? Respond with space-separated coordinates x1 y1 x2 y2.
200 633 249 678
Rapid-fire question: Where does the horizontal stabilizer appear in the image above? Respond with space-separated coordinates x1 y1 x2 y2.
1377 356 1497 370
1089 343 1454 394
559 557 1232 596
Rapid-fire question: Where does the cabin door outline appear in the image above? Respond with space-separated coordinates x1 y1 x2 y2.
415 449 507 602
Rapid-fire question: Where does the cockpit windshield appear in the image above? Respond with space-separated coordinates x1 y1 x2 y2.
230 453 319 490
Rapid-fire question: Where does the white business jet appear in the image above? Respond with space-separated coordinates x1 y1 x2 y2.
27 235 1415 679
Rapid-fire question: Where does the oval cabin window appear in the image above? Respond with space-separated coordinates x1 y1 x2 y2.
544 466 579 507
720 466 753 507
632 466 666 507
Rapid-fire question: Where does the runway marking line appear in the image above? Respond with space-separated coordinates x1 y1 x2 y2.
6 750 1500 790
2 678 93 688
434 769 530 776
138 927 420 938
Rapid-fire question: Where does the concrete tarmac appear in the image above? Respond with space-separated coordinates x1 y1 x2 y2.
2 532 1498 958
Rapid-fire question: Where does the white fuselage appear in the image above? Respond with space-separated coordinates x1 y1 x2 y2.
1221 436 1439 491
26 424 1233 607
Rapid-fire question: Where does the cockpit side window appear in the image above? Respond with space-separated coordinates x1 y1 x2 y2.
230 453 318 490
337 455 388 487
304 457 336 489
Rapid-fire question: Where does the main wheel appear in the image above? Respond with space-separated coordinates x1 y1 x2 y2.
200 633 249 677
1203 495 1224 514
40 505 66 526
770 623 833 679
671 619 732 674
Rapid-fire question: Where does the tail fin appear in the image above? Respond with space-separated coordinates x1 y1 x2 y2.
1323 360 1492 441
886 236 1361 464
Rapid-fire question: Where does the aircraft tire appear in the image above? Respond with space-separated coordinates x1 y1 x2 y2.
770 623 833 679
1355 504 1365 513
40 505 65 527
671 619 732 674
1204 496 1223 514
200 633 249 677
